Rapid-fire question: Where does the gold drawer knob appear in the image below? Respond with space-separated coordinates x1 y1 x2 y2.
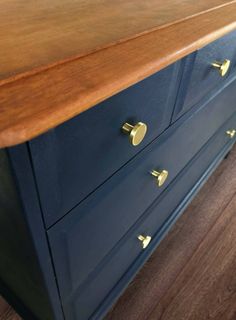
226 129 236 138
122 122 147 146
151 169 169 187
138 235 152 249
212 59 231 77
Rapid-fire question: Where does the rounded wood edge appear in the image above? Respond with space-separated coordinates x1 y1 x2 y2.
1 4 236 148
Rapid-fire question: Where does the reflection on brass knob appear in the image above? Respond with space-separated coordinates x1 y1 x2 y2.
138 235 152 249
122 122 147 146
212 59 231 77
151 169 169 187
226 129 236 138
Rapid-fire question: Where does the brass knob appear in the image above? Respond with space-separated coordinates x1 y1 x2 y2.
212 59 231 77
122 122 147 146
151 169 169 187
226 129 236 139
138 235 152 249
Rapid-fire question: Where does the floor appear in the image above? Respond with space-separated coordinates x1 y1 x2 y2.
1 145 236 320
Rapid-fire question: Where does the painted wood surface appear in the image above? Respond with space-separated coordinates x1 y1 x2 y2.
0 148 59 320
1 2 236 147
2 143 236 320
28 63 181 226
149 169 236 319
0 145 65 320
105 145 236 320
173 31 236 121
46 111 236 319
29 73 236 226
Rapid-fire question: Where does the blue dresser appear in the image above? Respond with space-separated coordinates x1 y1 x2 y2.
1 30 236 320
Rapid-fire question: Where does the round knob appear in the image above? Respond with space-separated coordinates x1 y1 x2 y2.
212 59 231 77
226 129 236 139
151 169 169 187
122 122 147 146
138 235 152 249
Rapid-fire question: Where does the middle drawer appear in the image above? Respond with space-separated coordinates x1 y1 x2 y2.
48 77 236 297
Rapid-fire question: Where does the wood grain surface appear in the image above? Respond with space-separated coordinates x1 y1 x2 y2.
0 297 21 320
106 146 236 320
1 144 236 320
149 196 236 320
1 3 236 147
1 0 235 83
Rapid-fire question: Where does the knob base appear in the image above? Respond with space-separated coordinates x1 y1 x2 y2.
212 59 230 77
138 235 152 249
226 130 236 139
151 169 169 187
122 122 147 146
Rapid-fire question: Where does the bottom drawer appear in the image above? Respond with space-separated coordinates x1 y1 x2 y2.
63 112 236 320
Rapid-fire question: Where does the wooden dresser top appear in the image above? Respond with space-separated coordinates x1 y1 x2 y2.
1 0 236 147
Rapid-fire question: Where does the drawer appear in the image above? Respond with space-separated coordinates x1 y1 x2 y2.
51 112 236 320
29 62 181 227
48 81 236 305
173 30 236 121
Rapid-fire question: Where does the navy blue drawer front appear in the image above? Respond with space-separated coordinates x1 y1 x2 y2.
48 79 236 313
52 112 236 320
29 62 181 227
173 30 236 121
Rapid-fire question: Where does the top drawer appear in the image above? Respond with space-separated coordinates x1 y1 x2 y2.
29 62 181 227
173 30 236 121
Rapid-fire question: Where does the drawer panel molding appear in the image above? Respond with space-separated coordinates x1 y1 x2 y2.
58 112 236 320
29 62 182 227
173 30 236 120
48 83 236 309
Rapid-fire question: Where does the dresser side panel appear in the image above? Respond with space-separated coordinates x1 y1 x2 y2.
0 147 60 319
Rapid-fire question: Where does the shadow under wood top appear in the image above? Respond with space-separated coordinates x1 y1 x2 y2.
1 0 236 147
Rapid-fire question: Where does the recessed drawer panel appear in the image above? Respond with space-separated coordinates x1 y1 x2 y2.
29 62 181 227
173 30 236 121
48 81 236 308
52 113 236 320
